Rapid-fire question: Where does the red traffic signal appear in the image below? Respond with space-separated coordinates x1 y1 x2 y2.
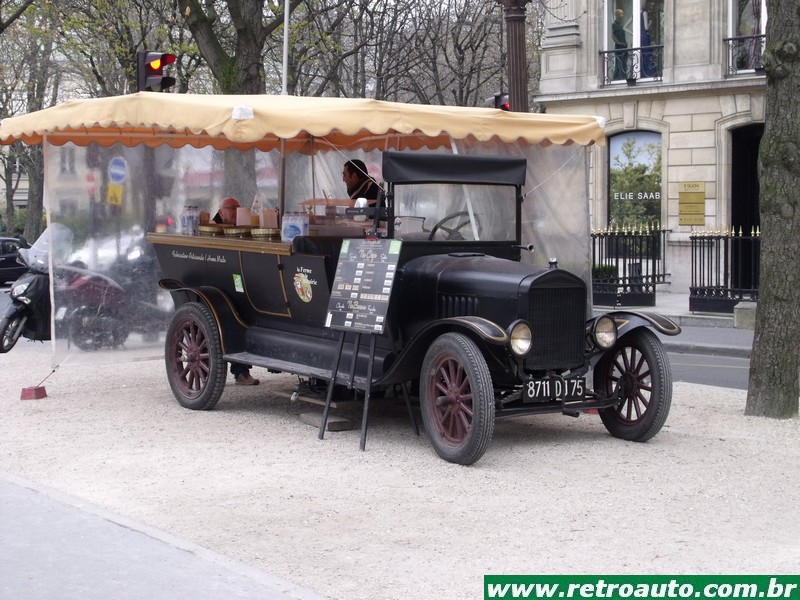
136 51 176 92
484 92 510 111
495 92 510 111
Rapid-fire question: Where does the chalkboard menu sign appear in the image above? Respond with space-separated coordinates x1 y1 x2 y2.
325 238 402 334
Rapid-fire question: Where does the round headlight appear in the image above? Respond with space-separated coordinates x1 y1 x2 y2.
508 321 532 356
593 316 618 349
10 281 31 300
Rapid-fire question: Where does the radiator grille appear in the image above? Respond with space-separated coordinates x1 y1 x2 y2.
525 284 586 370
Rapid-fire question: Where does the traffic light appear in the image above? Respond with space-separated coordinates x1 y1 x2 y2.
494 92 510 111
136 51 176 92
484 92 510 111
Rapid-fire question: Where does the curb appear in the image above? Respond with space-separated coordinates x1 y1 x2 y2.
660 339 752 359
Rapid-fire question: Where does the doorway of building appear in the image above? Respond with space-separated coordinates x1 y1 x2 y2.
730 123 763 290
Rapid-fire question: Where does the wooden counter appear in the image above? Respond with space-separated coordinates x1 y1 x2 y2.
147 232 292 256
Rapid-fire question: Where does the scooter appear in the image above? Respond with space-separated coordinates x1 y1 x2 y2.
0 224 72 353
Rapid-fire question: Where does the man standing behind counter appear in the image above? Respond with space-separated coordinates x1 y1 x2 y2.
212 196 241 224
342 160 381 205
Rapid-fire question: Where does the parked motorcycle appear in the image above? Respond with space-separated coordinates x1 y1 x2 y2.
57 243 171 351
0 224 72 353
55 238 172 351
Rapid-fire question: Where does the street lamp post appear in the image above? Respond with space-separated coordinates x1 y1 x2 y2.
495 0 532 113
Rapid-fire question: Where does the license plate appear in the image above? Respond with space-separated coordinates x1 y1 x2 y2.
525 376 586 401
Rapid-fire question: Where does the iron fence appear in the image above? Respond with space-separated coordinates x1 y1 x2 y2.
591 227 670 307
723 34 766 75
600 45 664 86
690 229 760 313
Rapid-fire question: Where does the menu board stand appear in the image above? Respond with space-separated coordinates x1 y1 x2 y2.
317 238 417 450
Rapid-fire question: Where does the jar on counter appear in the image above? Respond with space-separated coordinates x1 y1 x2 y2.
281 212 309 243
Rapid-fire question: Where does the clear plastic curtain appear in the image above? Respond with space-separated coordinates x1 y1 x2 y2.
43 137 591 367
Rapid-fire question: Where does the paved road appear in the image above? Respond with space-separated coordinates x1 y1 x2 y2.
668 351 750 390
0 472 325 600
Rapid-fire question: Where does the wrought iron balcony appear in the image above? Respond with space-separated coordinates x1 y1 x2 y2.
600 45 664 86
723 34 766 76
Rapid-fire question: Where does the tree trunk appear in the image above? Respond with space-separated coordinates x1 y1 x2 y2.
23 145 44 241
177 0 302 201
3 162 16 235
745 0 800 418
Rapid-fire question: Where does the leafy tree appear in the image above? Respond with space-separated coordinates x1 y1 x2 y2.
264 0 382 97
415 0 505 106
177 0 303 95
0 6 59 242
176 0 305 200
745 0 800 418
0 0 35 35
50 0 203 96
0 0 39 237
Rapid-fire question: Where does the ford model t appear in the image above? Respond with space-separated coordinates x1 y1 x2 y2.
0 94 679 465
148 149 679 465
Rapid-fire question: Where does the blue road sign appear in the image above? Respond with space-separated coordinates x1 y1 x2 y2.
108 157 128 184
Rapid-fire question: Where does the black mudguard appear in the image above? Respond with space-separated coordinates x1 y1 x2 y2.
2 299 26 320
160 279 247 353
605 310 682 338
588 310 680 368
375 316 509 386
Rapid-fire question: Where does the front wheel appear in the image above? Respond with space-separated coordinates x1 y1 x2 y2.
0 313 26 353
593 328 672 442
420 333 495 465
165 302 226 410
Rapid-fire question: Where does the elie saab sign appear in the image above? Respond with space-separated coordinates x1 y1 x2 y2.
608 131 662 226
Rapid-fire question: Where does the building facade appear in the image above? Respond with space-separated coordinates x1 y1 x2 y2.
536 0 767 294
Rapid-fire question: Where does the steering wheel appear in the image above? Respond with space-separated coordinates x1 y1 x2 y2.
427 211 481 241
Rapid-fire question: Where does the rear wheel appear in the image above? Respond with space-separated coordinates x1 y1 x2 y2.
420 333 495 465
0 314 25 353
68 307 128 351
593 328 672 442
165 302 226 410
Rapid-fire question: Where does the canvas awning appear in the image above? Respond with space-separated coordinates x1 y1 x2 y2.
0 93 605 153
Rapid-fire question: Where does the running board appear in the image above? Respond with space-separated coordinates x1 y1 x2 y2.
224 351 369 389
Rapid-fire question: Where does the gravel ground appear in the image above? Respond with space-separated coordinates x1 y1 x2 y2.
2 339 800 600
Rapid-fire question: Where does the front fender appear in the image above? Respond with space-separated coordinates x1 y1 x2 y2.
376 316 509 386
3 299 27 320
588 310 680 367
159 279 247 353
603 310 682 338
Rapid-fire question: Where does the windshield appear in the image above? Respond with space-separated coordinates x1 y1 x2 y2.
19 223 74 274
393 183 517 242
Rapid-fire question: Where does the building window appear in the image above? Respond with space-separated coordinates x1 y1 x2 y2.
605 0 663 82
608 131 662 228
726 0 767 73
59 146 76 175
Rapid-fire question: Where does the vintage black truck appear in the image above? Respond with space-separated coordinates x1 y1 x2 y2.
0 92 679 465
148 150 680 465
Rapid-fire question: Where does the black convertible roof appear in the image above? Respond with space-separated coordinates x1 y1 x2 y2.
382 151 527 186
